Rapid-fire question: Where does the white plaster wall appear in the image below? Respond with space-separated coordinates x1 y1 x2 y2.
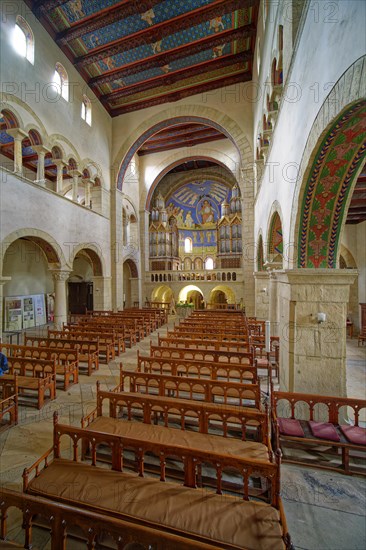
0 0 112 186
1 172 111 275
3 239 54 296
111 83 254 171
253 0 366 263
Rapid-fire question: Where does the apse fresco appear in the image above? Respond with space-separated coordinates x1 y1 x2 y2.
166 180 231 228
166 180 232 253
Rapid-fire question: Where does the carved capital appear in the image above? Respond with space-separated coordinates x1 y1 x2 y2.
50 270 71 282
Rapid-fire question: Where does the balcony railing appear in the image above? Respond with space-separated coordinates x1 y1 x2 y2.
146 269 243 284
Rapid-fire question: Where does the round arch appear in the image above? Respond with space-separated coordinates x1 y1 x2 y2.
145 155 238 211
151 285 174 303
209 285 236 305
1 228 66 269
267 210 283 265
291 57 366 268
114 107 252 190
257 232 265 272
69 244 105 277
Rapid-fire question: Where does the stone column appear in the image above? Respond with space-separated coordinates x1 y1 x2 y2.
54 159 66 194
254 271 270 319
6 129 27 175
276 269 357 396
50 270 71 329
0 277 12 337
139 209 150 307
268 268 281 336
91 275 111 310
33 145 50 187
110 188 124 311
83 178 92 208
69 169 82 202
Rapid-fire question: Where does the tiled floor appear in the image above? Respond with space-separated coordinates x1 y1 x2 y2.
0 321 365 549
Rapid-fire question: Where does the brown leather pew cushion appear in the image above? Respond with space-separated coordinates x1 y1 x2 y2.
277 418 305 437
340 425 366 445
28 459 285 550
309 421 340 442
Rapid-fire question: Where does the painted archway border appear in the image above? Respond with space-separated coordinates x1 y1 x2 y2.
114 107 253 190
290 56 366 269
298 101 365 268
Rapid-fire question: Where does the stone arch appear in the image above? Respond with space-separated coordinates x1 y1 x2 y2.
209 285 236 304
152 285 174 303
339 244 357 269
124 258 138 278
145 155 238 210
267 209 284 265
0 94 48 140
0 108 21 129
28 128 43 146
291 56 366 269
296 101 365 268
1 228 66 270
114 107 252 190
48 134 79 162
69 244 105 276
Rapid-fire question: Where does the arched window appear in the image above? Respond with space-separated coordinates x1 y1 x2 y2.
205 257 214 270
13 15 34 64
184 237 192 253
53 62 69 101
81 95 92 126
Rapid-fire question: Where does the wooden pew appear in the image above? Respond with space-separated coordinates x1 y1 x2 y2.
24 334 99 376
1 487 231 550
138 351 258 384
4 356 56 409
2 342 78 391
158 334 251 352
93 388 269 443
62 323 126 353
0 375 18 431
272 389 366 476
119 366 261 408
48 329 114 364
167 328 249 342
21 415 292 550
150 342 255 365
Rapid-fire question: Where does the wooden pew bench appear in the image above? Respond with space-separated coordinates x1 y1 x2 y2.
23 452 290 550
2 342 78 391
94 389 269 443
150 342 255 366
63 323 127 353
119 367 262 408
0 376 18 432
54 328 116 362
158 334 250 352
1 487 237 550
272 390 366 475
24 335 99 376
138 351 258 384
4 357 56 409
167 329 249 343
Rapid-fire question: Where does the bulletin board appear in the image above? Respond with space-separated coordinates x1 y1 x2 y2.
4 294 47 331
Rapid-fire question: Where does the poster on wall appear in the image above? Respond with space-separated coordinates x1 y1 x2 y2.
23 297 35 329
46 293 55 322
3 294 47 331
4 298 22 331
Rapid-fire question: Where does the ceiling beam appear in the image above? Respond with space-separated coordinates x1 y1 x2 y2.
110 70 251 115
91 26 253 87
33 0 69 14
57 1 163 45
145 128 224 144
76 1 256 67
138 134 227 156
102 52 251 103
140 129 224 148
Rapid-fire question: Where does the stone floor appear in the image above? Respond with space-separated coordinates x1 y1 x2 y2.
0 320 365 549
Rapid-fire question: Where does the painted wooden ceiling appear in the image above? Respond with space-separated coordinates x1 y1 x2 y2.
26 0 259 116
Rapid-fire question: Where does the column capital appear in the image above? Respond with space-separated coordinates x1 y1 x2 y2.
53 159 67 168
32 145 51 155
50 269 71 282
69 169 82 177
6 128 27 141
